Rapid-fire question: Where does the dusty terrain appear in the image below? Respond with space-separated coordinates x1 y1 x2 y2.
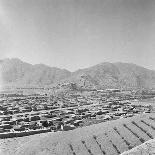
121 138 155 155
0 113 155 155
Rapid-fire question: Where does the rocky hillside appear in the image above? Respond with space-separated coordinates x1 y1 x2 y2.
1 58 155 89
69 62 155 89
0 58 71 87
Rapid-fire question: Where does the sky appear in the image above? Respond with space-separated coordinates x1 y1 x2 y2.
0 0 155 71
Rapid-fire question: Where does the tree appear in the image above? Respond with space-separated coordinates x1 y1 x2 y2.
42 121 49 127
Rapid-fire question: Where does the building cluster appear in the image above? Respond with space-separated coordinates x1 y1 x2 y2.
0 89 153 135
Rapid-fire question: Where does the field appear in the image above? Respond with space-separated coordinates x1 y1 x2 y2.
1 113 155 155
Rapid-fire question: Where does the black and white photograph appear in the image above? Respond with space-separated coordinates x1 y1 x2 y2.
0 0 155 154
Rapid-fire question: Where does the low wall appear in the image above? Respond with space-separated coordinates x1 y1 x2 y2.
0 129 51 139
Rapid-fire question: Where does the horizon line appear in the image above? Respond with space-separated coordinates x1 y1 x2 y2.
1 57 154 72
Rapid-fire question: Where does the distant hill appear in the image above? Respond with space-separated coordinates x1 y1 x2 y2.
0 58 71 87
1 58 155 89
69 62 155 89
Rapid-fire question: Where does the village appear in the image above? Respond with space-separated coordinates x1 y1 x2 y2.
0 88 154 138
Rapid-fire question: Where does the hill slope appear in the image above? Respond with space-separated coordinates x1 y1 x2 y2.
68 62 155 89
1 58 155 89
0 58 71 87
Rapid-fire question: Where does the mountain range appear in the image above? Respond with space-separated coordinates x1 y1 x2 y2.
1 58 155 90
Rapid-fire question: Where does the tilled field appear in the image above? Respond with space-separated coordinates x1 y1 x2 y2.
1 113 155 155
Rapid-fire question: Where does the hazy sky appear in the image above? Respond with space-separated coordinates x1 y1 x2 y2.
0 0 155 71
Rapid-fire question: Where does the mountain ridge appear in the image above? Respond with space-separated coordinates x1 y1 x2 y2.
1 58 155 89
